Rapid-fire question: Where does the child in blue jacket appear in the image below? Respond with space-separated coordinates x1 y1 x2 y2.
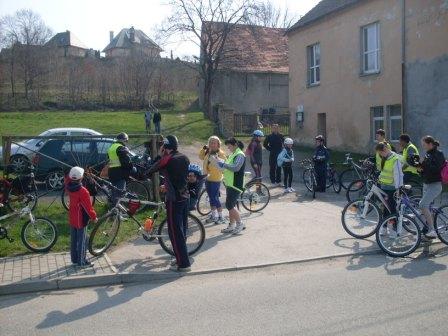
277 138 295 193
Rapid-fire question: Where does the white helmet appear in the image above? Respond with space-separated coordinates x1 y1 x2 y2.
284 138 294 145
69 166 84 180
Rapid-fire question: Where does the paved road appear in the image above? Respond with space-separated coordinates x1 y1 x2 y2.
1 252 448 336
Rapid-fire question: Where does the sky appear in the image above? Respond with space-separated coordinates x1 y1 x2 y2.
0 0 320 57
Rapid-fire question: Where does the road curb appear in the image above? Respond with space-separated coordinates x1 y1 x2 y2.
0 248 384 296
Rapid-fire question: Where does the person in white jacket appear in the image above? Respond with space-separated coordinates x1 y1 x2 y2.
277 138 295 193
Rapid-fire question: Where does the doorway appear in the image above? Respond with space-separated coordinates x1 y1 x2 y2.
317 113 327 142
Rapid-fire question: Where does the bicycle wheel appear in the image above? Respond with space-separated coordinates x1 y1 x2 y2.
197 189 211 216
339 168 358 190
435 205 448 245
345 179 368 203
6 190 38 212
341 200 381 239
88 211 121 256
157 214 205 256
303 168 313 192
21 217 58 253
61 188 95 211
376 214 421 257
241 182 270 212
126 180 150 212
331 171 341 193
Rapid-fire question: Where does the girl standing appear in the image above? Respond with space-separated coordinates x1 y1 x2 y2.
277 138 295 193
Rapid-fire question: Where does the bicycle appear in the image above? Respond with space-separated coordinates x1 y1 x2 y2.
0 198 58 253
196 172 271 216
339 154 372 190
302 160 341 196
0 167 39 212
376 186 448 257
88 193 205 257
61 172 150 213
341 178 395 239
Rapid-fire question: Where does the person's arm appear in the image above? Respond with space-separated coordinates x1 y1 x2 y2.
394 160 404 189
80 189 97 220
199 147 207 160
404 147 417 168
146 154 171 175
263 136 271 151
220 154 245 172
117 146 132 170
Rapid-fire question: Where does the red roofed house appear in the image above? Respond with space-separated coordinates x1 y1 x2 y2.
200 23 289 124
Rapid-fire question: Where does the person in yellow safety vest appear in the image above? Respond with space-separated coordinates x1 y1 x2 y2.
376 142 404 237
210 137 246 235
398 134 420 183
107 132 136 204
374 129 395 171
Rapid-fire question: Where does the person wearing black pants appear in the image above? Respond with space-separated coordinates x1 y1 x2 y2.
264 124 284 185
313 135 329 192
146 135 191 272
277 137 295 193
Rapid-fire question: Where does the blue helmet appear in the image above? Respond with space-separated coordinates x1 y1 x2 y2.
253 130 264 137
188 164 202 176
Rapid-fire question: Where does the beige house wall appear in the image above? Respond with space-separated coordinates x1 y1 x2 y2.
288 0 403 153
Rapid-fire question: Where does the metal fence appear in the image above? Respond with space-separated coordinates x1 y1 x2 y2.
234 113 290 136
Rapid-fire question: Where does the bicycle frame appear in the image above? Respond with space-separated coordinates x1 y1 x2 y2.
344 154 367 180
0 205 35 228
360 182 392 217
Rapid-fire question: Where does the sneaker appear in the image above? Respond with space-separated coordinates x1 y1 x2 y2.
276 182 283 187
205 215 218 224
221 225 235 233
170 265 191 272
78 261 94 268
170 258 177 266
425 230 437 239
289 187 296 192
215 217 227 225
283 188 289 193
232 223 246 235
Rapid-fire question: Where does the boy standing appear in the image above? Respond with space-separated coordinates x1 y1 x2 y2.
66 167 98 267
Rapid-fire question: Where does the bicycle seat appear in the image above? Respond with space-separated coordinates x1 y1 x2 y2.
403 185 412 190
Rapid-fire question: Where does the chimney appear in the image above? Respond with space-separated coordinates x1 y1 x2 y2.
109 31 114 42
129 26 135 42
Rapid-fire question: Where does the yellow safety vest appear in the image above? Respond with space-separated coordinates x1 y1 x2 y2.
402 143 419 174
223 148 245 193
379 153 399 186
375 142 392 171
108 143 122 168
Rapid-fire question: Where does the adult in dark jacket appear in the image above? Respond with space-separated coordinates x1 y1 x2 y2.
107 132 135 204
153 110 162 134
417 136 446 238
313 135 330 192
263 124 284 185
247 130 264 179
146 135 191 272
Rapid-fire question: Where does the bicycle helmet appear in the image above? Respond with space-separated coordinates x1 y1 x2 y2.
188 164 202 176
162 135 178 150
315 135 325 141
253 130 264 137
69 166 84 180
284 138 294 145
116 132 129 142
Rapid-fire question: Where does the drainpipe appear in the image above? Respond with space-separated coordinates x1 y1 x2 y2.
401 0 407 132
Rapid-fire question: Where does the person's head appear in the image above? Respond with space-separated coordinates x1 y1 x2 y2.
187 164 202 184
208 136 221 152
116 132 129 144
253 130 264 141
375 129 386 142
315 135 325 146
284 137 294 149
224 137 244 152
421 135 440 152
161 135 178 155
375 142 392 158
272 124 279 134
399 134 411 150
69 166 84 181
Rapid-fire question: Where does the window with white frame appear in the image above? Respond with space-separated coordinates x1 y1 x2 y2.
371 106 384 141
362 22 380 74
307 43 320 86
388 105 402 142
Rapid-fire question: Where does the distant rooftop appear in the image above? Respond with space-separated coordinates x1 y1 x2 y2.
45 31 88 49
287 0 365 33
103 27 162 52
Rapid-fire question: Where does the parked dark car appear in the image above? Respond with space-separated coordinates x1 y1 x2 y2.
32 139 114 190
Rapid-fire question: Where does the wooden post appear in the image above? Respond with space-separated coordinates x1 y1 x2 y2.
150 134 161 202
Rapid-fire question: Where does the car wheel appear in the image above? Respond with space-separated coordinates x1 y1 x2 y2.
10 155 30 173
46 170 65 190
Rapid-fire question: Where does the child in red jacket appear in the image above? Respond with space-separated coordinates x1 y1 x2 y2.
66 167 98 267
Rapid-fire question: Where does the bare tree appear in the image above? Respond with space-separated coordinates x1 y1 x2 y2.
0 9 53 107
161 0 256 118
249 1 298 28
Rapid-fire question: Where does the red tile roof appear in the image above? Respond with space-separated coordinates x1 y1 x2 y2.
208 23 288 74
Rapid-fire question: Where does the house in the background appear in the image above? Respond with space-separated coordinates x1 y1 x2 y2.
287 0 448 153
103 27 162 58
200 22 289 119
45 30 91 57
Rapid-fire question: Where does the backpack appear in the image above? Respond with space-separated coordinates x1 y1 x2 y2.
441 161 448 184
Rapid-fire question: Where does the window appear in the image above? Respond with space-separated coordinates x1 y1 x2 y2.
388 105 402 142
307 43 320 86
362 22 380 74
371 106 384 141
